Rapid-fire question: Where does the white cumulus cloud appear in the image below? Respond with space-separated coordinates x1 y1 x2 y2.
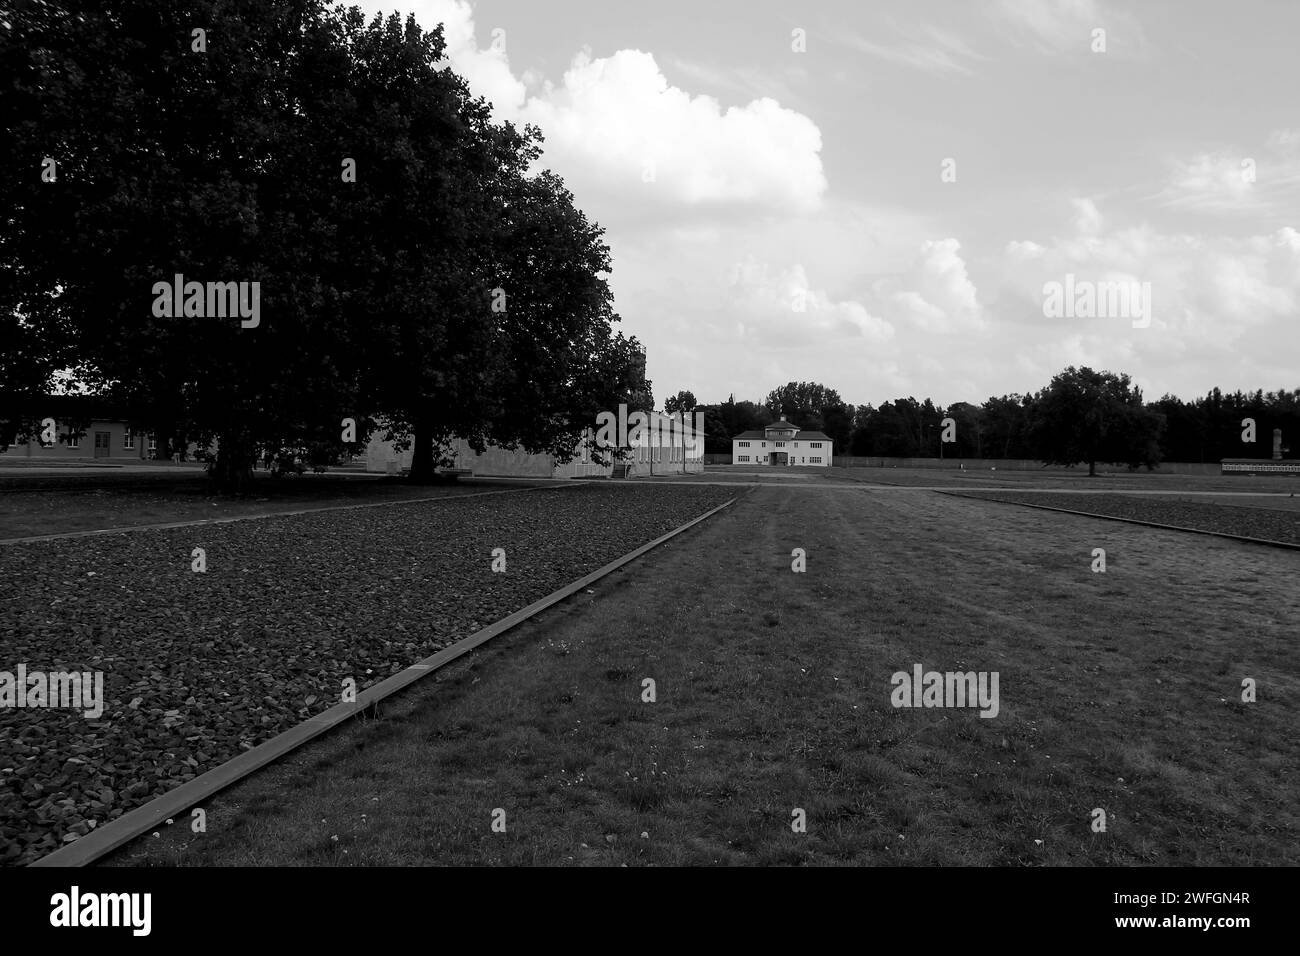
351 0 826 218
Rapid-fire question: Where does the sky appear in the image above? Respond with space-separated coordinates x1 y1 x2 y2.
351 0 1300 410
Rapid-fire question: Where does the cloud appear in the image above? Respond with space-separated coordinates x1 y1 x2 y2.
520 50 826 215
993 0 1149 57
842 22 987 76
664 57 808 109
1071 198 1102 235
999 203 1300 351
724 258 895 347
870 239 987 333
352 1 826 219
1153 131 1300 215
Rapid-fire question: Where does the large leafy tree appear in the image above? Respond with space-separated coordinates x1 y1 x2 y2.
2 0 369 490
695 395 770 452
1027 367 1164 475
764 381 841 428
2 2 648 488
944 401 984 458
664 390 697 416
855 397 936 457
302 10 650 480
980 394 1034 459
763 380 853 451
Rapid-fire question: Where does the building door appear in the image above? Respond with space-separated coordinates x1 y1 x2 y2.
93 432 110 458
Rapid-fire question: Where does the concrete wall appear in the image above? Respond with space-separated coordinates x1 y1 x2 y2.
364 434 613 478
453 440 557 478
1221 459 1300 474
363 436 558 477
365 412 705 479
834 456 1042 470
365 435 412 474
830 457 1227 475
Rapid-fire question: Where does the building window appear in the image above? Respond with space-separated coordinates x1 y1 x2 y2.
775 441 785 447
739 455 749 463
123 430 135 450
66 434 79 449
739 441 750 447
148 435 157 452
810 442 823 448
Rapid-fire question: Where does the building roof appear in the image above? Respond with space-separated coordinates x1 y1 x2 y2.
732 429 832 442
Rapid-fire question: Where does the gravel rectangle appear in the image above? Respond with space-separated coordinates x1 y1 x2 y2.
956 491 1300 545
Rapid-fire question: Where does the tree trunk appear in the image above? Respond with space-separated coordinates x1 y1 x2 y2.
210 432 256 495
409 413 436 483
1088 459 1096 477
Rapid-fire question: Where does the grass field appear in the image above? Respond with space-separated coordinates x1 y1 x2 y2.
103 477 1300 866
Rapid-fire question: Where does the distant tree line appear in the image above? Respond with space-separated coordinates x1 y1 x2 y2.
681 371 1300 476
1 1 650 492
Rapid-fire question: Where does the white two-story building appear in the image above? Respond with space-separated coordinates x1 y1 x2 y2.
731 419 833 466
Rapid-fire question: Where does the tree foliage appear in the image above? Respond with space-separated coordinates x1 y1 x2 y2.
1 2 649 489
1026 367 1163 475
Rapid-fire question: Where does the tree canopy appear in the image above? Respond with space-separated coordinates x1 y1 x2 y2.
1 1 649 489
1027 367 1164 475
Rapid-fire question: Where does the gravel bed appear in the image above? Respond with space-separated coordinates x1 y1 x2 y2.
0 483 733 864
842 468 1300 493
955 491 1300 545
0 473 515 540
